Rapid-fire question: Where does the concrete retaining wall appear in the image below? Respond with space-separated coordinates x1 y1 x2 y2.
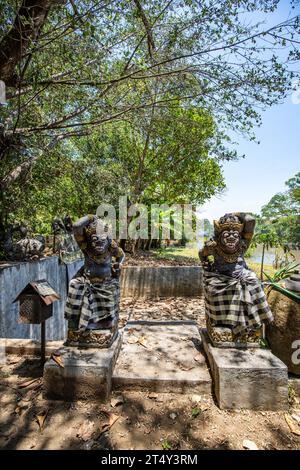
0 260 202 340
0 257 83 341
120 266 202 298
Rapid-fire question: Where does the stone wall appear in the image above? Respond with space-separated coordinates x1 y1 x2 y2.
120 266 202 298
0 257 83 341
0 259 203 340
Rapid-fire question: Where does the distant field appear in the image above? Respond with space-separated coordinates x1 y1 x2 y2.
152 245 276 279
152 245 199 264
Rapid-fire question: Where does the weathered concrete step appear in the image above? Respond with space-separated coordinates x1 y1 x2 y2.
112 321 211 393
201 329 288 410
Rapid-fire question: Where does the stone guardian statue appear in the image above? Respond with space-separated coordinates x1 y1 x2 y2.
199 212 273 346
64 215 125 348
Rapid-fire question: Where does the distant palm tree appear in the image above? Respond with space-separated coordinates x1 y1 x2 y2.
252 227 281 280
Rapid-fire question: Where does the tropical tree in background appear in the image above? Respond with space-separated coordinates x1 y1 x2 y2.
261 172 300 249
250 172 300 277
0 1 300 245
252 226 281 280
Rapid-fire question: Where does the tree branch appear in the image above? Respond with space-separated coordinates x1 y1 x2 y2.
0 0 65 85
132 0 155 58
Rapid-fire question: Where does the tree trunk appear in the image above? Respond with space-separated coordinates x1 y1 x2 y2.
0 155 38 190
0 0 63 85
120 239 126 251
144 238 152 251
260 243 265 281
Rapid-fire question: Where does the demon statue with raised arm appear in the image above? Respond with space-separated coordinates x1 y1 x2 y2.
65 214 125 348
199 213 273 346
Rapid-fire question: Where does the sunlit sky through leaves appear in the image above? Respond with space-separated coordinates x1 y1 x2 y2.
200 0 299 221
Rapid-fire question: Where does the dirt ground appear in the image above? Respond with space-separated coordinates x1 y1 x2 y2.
1 355 300 450
1 295 300 450
119 296 205 325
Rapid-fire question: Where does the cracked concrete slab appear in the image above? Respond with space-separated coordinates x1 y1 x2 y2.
112 321 211 393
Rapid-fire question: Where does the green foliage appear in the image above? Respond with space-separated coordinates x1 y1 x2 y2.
1 1 299 238
161 439 172 450
263 261 300 283
286 173 300 205
191 407 201 418
260 172 300 248
252 225 283 280
79 105 227 206
252 226 281 250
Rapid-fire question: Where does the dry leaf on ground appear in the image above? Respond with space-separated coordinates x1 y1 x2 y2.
18 378 40 389
8 359 20 365
127 335 148 348
137 336 148 348
291 413 300 425
110 395 124 407
285 414 300 436
100 412 119 434
127 337 139 344
36 409 49 431
147 392 164 402
77 421 94 441
243 439 258 450
50 353 64 368
127 328 136 335
14 406 22 415
118 319 127 328
179 364 194 371
14 403 28 415
194 353 204 363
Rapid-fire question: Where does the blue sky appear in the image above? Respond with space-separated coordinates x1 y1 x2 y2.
200 1 300 222
200 97 299 221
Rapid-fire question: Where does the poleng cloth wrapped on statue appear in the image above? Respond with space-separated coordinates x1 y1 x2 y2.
204 269 273 334
65 275 120 330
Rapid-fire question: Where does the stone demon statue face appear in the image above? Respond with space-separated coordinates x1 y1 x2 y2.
219 229 241 253
86 219 111 255
214 214 244 255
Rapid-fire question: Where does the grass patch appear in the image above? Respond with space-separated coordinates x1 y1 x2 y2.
152 246 276 280
152 245 198 263
247 261 275 279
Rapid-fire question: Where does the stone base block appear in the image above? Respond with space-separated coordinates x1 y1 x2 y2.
43 333 122 401
201 329 288 410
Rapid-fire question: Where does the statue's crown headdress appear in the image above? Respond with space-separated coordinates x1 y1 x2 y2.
85 218 110 237
214 215 244 234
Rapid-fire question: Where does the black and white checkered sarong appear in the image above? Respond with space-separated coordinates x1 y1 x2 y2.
204 269 273 334
65 276 120 330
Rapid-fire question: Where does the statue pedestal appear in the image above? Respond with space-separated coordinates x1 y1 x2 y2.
65 322 118 349
201 329 288 410
206 318 262 349
43 332 122 401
